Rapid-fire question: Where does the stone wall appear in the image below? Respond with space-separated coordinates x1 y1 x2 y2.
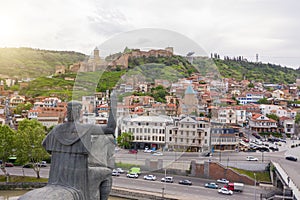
191 161 255 185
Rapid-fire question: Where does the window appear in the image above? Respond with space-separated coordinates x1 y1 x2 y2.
169 137 172 142
205 132 207 136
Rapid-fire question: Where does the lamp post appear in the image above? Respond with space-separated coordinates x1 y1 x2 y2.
162 168 166 199
254 173 257 200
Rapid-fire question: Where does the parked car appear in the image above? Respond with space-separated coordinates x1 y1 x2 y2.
126 173 139 178
204 152 211 157
128 149 138 154
257 147 269 152
37 161 47 167
112 170 120 176
5 162 14 167
217 178 229 184
285 156 297 162
144 147 153 153
246 156 258 161
116 168 124 173
23 163 33 168
143 174 156 181
161 176 173 183
243 138 249 143
204 182 219 189
144 149 153 153
152 151 163 156
218 187 233 195
269 146 279 151
178 179 192 185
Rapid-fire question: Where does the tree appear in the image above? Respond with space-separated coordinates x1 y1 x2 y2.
150 85 169 103
0 125 16 181
248 83 254 88
257 98 270 104
117 132 133 149
295 113 300 124
15 119 49 178
13 102 33 115
266 114 279 121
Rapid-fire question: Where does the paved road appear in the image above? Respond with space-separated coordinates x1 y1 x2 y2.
113 174 268 200
2 166 272 200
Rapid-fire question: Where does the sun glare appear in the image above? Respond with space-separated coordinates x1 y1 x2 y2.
0 16 17 39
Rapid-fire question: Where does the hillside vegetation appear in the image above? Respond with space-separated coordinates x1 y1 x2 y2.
0 47 86 78
8 48 300 100
193 57 300 84
20 71 126 101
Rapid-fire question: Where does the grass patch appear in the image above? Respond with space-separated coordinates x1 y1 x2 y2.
230 167 271 183
0 175 48 183
115 162 140 170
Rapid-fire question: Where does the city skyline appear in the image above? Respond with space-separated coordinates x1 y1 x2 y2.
0 0 299 68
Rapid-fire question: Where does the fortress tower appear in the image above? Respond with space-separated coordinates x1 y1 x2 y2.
94 47 100 61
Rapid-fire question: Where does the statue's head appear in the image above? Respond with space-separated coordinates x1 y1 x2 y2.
67 101 82 122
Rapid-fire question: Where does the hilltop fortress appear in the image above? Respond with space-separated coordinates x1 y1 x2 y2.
62 47 174 74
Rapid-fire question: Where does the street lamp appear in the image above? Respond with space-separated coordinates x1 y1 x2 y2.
162 168 166 198
254 173 257 200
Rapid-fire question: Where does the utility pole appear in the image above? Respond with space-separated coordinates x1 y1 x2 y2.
254 173 257 200
162 168 166 199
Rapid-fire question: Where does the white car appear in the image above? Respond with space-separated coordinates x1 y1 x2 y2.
161 176 173 183
152 151 163 156
127 173 138 178
144 149 153 153
246 156 258 161
218 187 233 195
143 174 156 181
112 170 120 176
116 168 124 173
217 178 229 184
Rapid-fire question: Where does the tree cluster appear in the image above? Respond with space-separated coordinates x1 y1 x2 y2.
0 119 49 179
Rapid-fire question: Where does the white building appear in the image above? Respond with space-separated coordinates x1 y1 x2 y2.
279 117 295 135
236 92 264 105
120 115 173 150
211 107 246 126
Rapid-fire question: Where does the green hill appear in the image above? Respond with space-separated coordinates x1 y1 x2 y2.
0 47 87 78
193 57 300 84
8 48 300 100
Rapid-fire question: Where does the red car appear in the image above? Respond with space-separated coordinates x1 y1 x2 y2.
243 138 249 143
5 162 14 167
129 149 138 154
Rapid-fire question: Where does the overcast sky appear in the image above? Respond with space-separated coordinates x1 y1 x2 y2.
0 0 299 68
